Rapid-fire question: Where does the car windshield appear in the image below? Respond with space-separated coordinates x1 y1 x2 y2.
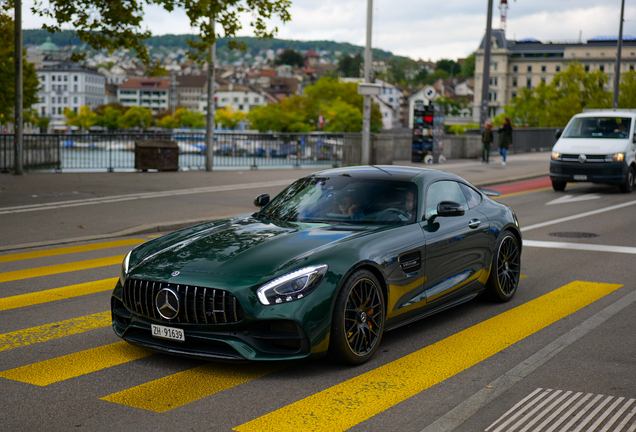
563 117 632 139
258 176 418 225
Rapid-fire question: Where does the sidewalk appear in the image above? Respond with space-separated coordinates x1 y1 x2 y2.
0 152 551 250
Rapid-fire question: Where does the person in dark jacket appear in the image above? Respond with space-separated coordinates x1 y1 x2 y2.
498 117 513 165
482 122 493 163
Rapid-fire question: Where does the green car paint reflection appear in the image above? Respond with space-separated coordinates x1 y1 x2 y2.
110 166 522 365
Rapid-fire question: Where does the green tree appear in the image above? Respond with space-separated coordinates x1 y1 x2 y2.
275 49 304 67
436 59 461 76
156 113 178 129
337 53 363 78
321 99 362 132
215 106 247 129
97 106 124 131
15 0 291 74
247 96 311 132
459 52 476 78
0 14 41 121
176 107 206 129
387 57 419 86
118 106 153 130
424 69 450 85
65 106 98 131
618 70 636 108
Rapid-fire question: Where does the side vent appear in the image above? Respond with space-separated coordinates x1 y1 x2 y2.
399 251 421 273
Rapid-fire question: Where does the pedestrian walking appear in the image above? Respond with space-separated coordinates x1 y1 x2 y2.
498 117 513 166
482 122 493 163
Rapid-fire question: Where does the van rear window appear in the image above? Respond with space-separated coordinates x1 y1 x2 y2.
563 117 631 139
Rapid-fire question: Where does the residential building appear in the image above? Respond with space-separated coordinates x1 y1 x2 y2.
98 65 128 85
175 74 208 113
474 30 636 122
215 84 269 113
375 79 404 129
35 61 107 130
117 78 170 113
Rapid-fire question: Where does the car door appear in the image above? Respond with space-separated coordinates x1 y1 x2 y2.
422 180 491 304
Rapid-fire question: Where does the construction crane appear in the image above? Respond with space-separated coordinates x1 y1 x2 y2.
500 0 508 33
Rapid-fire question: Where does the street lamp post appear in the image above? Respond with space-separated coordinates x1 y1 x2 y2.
361 0 373 166
480 0 494 132
613 0 626 109
14 0 24 175
205 14 216 172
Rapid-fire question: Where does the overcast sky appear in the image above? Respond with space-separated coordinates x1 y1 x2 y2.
22 0 636 61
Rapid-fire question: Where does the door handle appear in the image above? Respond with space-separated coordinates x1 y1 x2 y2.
468 219 481 229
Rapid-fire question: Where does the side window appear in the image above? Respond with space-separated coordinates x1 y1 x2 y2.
460 183 483 209
425 181 469 219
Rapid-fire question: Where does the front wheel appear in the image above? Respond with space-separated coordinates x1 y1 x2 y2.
486 231 521 302
552 179 566 192
619 166 635 193
328 269 385 365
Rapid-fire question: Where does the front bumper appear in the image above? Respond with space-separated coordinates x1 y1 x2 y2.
110 278 332 362
550 160 627 184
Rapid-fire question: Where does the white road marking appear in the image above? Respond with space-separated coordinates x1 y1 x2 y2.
0 180 292 215
523 240 636 255
546 194 601 205
522 199 636 232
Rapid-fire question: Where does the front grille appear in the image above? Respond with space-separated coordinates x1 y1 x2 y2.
551 163 623 176
561 154 607 162
123 279 244 324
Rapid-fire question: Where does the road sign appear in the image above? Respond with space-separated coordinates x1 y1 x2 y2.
423 85 437 100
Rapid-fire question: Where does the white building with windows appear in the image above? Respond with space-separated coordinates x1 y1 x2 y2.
117 78 170 113
215 84 268 113
35 61 106 131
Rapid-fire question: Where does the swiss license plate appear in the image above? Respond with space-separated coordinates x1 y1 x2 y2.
151 324 185 342
573 174 587 181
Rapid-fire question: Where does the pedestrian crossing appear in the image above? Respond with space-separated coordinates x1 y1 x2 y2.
0 236 630 430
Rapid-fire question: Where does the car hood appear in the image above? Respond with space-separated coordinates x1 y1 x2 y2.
129 217 371 278
554 137 629 155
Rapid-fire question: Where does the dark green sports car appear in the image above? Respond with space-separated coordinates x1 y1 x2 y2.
111 165 522 365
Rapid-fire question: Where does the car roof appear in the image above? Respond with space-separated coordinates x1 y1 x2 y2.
310 165 463 182
574 111 636 118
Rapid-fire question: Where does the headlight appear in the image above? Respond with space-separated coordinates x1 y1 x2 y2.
120 251 132 285
608 153 625 162
257 264 328 305
551 151 561 161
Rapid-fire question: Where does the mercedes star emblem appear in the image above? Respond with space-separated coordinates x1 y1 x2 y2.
171 271 180 277
156 288 180 320
579 154 587 163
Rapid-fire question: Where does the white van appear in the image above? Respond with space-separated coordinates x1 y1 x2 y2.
550 110 636 192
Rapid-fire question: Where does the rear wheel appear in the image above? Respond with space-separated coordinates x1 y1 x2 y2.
486 231 521 302
619 166 635 193
328 269 385 365
551 179 566 191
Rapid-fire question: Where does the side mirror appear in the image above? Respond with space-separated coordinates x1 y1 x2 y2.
555 129 562 140
428 201 465 223
254 193 270 208
632 135 636 143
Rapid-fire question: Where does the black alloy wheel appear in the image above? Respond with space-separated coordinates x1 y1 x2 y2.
328 269 385 365
486 232 521 302
619 166 635 193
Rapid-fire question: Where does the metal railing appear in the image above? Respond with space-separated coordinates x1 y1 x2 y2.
1 132 358 172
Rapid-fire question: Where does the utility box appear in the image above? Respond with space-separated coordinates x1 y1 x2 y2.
134 140 179 171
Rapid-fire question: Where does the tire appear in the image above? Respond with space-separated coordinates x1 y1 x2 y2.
551 179 566 192
619 166 635 193
328 269 385 365
486 231 521 302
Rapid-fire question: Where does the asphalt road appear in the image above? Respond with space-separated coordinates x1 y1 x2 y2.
1 156 635 432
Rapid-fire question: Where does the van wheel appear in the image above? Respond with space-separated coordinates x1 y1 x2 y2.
619 166 634 193
552 180 566 192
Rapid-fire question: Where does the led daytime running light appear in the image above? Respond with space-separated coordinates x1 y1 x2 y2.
257 264 328 305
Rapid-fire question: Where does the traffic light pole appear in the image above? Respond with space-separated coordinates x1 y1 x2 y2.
479 0 493 131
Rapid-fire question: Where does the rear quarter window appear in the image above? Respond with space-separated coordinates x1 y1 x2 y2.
460 183 483 209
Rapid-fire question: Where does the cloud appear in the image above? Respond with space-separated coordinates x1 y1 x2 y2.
20 0 636 61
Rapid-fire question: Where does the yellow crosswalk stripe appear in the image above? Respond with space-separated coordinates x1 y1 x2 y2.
0 341 152 386
0 255 124 283
0 311 111 352
0 278 118 311
234 281 622 432
101 362 286 413
0 239 143 263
